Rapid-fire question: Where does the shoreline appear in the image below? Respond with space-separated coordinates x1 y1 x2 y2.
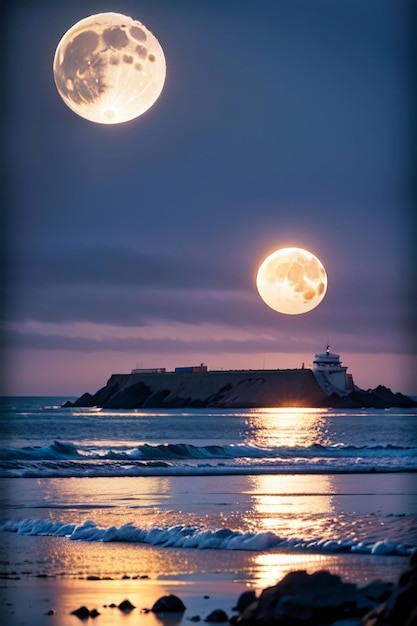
2 469 417 479
0 552 410 626
0 575 247 626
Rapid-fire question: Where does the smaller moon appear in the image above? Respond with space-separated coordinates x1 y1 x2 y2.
53 12 166 124
256 247 328 315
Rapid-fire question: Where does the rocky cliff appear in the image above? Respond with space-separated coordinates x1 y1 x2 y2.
63 369 417 409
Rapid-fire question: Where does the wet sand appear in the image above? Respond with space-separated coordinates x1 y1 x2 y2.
1 575 247 626
0 552 407 626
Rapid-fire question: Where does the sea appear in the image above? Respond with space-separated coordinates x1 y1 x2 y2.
1 397 417 591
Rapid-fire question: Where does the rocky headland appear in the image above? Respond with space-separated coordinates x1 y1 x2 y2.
63 369 417 409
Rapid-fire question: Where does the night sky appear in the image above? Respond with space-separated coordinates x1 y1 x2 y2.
3 0 416 396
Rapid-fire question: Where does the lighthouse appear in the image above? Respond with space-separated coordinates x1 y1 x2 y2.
312 346 353 395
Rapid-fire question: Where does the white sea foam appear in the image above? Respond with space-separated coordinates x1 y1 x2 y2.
1 517 414 557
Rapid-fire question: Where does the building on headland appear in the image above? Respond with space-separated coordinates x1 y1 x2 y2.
312 345 354 396
131 365 208 374
130 352 352 396
175 364 208 373
131 367 166 374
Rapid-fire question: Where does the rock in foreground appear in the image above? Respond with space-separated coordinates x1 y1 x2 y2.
231 555 417 625
232 570 378 624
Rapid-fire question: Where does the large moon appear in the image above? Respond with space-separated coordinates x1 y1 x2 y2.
256 247 328 315
53 12 166 124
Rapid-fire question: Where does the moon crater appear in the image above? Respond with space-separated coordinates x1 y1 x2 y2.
53 12 166 124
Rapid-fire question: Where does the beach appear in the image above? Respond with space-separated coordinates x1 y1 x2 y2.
1 575 247 626
1 400 416 624
0 546 411 626
1 472 415 625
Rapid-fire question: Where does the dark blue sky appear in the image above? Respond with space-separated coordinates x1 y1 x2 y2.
3 0 416 395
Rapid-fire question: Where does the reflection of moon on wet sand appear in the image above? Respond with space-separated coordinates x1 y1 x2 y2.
256 247 328 315
53 12 166 124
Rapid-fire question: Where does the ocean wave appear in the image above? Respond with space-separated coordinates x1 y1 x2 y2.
1 440 416 477
0 441 80 461
1 458 416 478
1 517 414 557
1 440 415 462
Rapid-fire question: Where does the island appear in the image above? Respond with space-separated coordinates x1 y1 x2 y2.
64 348 416 409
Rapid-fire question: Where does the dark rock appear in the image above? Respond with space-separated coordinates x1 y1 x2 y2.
118 599 136 612
347 386 417 409
233 590 257 613
70 392 96 408
320 386 417 409
364 582 417 626
44 609 55 615
151 594 186 613
142 389 171 407
371 385 417 408
105 381 153 409
189 398 206 407
407 605 417 626
231 556 417 626
66 377 130 408
71 605 91 618
235 569 376 624
359 580 395 603
163 395 193 408
70 605 100 618
204 608 229 622
189 616 201 621
399 565 417 587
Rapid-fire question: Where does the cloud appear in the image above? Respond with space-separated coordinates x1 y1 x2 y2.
5 315 412 356
6 240 410 339
11 244 247 291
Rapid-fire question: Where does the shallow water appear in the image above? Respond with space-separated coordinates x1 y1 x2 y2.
1 399 416 588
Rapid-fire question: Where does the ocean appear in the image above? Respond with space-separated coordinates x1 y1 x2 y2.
1 397 417 595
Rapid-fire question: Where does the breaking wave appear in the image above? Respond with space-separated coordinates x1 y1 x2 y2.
0 440 416 477
1 517 414 557
1 440 416 461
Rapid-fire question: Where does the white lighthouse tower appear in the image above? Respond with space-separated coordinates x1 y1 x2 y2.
312 346 353 396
